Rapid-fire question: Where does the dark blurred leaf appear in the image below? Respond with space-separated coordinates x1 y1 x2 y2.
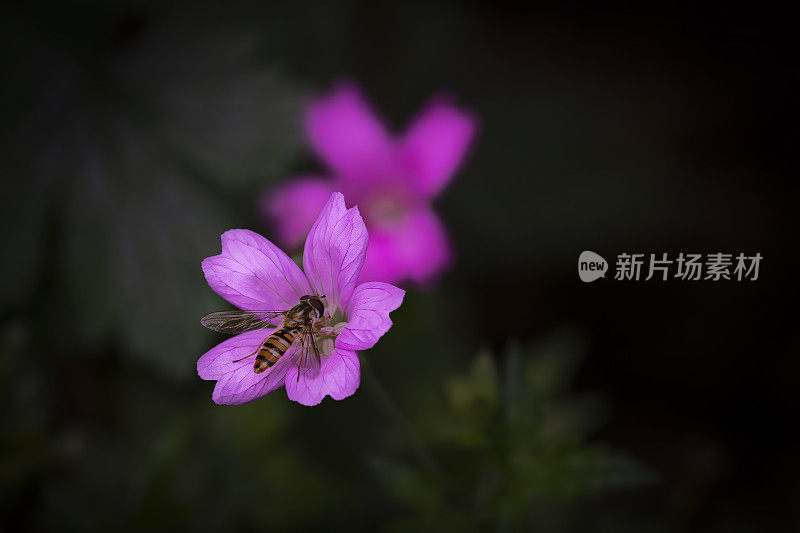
1 18 308 379
376 330 655 530
63 139 236 378
118 21 306 190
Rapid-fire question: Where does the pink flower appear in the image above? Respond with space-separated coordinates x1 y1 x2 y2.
198 192 404 406
262 81 476 286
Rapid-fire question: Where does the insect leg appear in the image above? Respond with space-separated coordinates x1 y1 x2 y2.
232 337 267 363
296 326 307 382
299 321 322 381
291 321 323 382
299 325 312 382
308 324 321 366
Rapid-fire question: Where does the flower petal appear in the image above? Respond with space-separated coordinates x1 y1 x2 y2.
357 207 452 285
399 97 476 198
202 229 311 311
285 348 360 406
260 177 336 250
303 192 368 310
337 282 405 351
197 329 293 405
306 82 394 185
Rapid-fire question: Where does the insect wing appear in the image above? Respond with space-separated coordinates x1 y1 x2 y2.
200 310 283 334
291 327 322 379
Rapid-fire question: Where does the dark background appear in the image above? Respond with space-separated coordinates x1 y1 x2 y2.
1 2 798 531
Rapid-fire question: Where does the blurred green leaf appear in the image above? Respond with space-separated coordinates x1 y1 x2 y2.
2 21 308 380
376 330 655 530
119 23 306 190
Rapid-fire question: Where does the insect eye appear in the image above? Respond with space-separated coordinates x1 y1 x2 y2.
309 298 325 317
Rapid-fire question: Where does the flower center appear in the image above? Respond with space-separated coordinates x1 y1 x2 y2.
311 300 347 357
365 192 407 227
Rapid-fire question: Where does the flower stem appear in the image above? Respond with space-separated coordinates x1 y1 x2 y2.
361 356 445 482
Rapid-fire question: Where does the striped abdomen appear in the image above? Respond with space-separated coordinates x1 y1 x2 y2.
254 327 299 373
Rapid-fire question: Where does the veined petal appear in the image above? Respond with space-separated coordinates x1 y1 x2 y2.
303 192 368 310
357 207 452 285
306 81 394 185
260 177 336 250
285 348 360 406
399 97 476 198
197 329 292 405
337 282 405 351
202 229 312 311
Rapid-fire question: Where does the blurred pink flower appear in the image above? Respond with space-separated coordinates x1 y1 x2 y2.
263 81 476 286
198 192 404 406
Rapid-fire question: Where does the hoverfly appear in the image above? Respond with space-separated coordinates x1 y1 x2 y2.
201 295 327 377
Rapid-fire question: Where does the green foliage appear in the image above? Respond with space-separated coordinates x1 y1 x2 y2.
0 14 306 380
372 332 654 531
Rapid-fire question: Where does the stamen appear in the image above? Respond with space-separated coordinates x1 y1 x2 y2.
325 303 339 319
321 338 335 356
